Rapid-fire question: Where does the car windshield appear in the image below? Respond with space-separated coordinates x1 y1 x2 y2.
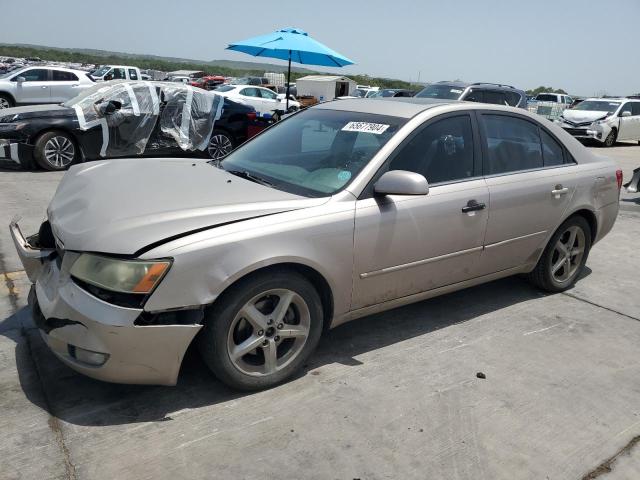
415 84 464 100
217 109 406 197
92 66 111 77
215 85 235 92
535 94 558 102
62 83 119 107
0 66 27 79
572 100 621 114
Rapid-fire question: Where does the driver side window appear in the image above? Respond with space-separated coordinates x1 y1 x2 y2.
387 115 475 185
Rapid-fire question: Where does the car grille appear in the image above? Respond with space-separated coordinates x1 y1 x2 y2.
564 120 592 127
563 127 589 136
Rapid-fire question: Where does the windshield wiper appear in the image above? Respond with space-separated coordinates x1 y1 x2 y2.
225 169 275 187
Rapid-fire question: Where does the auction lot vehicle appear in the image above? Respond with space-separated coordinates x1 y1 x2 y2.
369 88 416 98
11 99 621 390
214 84 291 118
534 92 574 105
415 81 527 108
556 98 640 147
0 65 95 109
0 81 256 170
91 65 142 82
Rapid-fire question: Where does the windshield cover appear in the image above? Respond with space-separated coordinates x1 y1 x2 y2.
218 109 406 197
572 101 621 114
415 84 464 100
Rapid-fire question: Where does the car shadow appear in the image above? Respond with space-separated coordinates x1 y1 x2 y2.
3 275 565 427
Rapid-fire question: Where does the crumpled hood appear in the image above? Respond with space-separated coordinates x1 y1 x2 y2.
0 104 75 122
562 109 610 123
47 158 326 255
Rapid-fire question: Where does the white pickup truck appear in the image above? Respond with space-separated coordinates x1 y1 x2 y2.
91 65 142 82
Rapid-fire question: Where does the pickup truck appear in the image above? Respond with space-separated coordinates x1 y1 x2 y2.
91 65 142 82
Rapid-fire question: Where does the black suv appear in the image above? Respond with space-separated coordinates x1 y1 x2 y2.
415 81 527 108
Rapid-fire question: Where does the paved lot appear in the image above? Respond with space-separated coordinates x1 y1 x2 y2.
0 144 639 480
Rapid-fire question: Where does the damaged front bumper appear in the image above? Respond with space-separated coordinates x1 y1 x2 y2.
0 141 33 168
11 220 202 386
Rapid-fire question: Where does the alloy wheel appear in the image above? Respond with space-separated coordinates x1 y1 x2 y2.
44 136 75 168
0 97 10 109
549 225 585 284
207 134 233 159
227 289 311 376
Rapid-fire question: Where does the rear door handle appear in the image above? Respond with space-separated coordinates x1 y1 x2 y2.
461 200 486 213
41 86 48 89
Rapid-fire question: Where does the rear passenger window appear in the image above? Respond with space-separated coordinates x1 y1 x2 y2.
505 91 522 107
631 102 640 116
464 89 484 103
540 130 564 166
128 69 138 80
388 115 475 184
484 91 506 105
52 70 78 81
482 115 543 175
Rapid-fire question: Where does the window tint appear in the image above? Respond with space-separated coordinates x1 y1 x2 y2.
536 94 558 102
16 69 48 81
240 88 260 97
388 115 475 184
632 102 640 116
258 88 277 100
482 114 543 174
128 69 138 80
52 70 78 81
540 130 564 166
505 91 522 106
112 68 125 80
484 91 507 106
464 89 484 103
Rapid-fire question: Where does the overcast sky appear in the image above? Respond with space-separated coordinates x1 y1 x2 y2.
1 0 638 96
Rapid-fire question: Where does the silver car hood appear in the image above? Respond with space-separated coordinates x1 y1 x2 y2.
562 110 609 123
47 158 325 255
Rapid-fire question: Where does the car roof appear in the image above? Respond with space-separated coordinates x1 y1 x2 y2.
583 97 627 102
315 98 455 118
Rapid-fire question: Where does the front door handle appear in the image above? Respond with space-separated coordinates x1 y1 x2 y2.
551 185 569 197
461 199 486 213
41 86 48 89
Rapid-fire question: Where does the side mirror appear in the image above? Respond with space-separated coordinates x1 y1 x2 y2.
621 111 632 117
373 170 429 196
16 76 25 83
97 100 121 115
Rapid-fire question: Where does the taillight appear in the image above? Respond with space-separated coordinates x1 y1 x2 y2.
616 169 623 190
246 112 257 121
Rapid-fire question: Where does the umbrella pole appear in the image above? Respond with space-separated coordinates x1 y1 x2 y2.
285 50 291 113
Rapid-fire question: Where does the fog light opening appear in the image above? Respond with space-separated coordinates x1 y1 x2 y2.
67 344 109 366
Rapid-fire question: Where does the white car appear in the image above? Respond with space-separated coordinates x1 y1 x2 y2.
534 92 574 105
0 66 95 109
214 84 291 118
91 65 142 82
557 98 640 147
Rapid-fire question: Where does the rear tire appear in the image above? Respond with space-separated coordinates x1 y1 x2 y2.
207 129 234 160
34 131 77 171
527 216 592 293
0 94 14 109
198 270 323 391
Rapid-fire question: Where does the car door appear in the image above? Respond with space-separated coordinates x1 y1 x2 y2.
238 88 264 115
49 70 81 103
475 112 579 275
257 87 280 114
617 102 640 141
352 113 489 309
13 68 51 104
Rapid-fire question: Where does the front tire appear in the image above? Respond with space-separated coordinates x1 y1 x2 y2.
527 216 592 293
198 270 323 390
0 94 14 109
34 131 77 170
603 129 617 147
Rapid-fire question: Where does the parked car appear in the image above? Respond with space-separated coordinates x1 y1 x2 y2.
11 98 621 390
556 98 640 147
415 81 527 108
534 92 574 105
0 81 258 170
214 84 293 118
91 65 142 82
0 65 95 109
369 88 416 98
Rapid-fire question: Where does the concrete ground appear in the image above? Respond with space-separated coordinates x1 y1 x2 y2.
0 144 639 480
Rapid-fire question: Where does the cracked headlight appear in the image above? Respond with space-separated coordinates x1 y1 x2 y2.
70 254 171 294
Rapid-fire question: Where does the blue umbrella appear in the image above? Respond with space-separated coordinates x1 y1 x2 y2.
227 27 354 111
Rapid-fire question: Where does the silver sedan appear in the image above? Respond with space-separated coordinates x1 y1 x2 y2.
11 98 622 390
